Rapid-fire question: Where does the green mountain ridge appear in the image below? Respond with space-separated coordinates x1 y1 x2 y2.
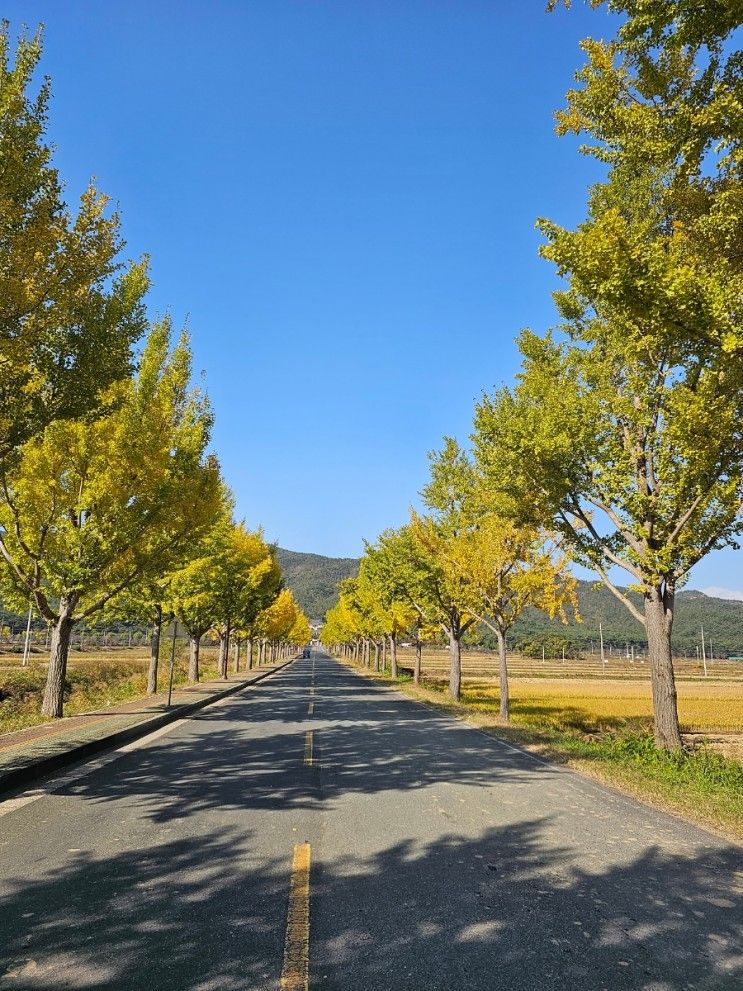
512 584 743 657
277 548 743 656
276 547 359 623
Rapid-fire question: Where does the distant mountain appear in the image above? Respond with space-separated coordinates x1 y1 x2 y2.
277 547 743 655
277 548 359 622
511 583 743 657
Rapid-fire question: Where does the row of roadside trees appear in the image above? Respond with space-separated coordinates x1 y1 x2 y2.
0 25 310 716
322 440 577 722
324 1 743 750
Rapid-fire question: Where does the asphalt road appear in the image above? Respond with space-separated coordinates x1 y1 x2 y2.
0 652 740 990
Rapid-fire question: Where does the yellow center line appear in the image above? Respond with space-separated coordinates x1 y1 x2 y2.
281 842 311 991
304 729 314 766
308 702 314 717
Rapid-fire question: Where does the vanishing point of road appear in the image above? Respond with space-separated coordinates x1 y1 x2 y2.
1 652 740 990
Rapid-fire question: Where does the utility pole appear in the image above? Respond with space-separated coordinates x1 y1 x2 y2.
701 626 708 678
599 622 605 667
21 602 33 667
167 617 179 708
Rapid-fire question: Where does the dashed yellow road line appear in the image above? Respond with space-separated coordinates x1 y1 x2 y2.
308 702 314 717
281 842 311 991
304 730 314 766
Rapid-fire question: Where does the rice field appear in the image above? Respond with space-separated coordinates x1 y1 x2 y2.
397 648 743 734
460 678 743 734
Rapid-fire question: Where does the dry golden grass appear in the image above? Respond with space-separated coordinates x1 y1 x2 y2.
0 643 224 735
0 646 150 669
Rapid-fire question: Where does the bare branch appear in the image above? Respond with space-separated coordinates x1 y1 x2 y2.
583 495 645 558
667 491 706 545
568 500 644 580
595 564 645 627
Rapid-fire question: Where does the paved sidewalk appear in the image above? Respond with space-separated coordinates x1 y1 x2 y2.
0 661 294 794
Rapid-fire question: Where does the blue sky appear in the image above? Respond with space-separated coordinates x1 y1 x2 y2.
6 1 741 596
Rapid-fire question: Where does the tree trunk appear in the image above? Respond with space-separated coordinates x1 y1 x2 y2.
382 638 387 671
218 623 231 679
448 626 462 701
147 604 162 695
414 637 422 685
645 586 682 749
42 606 74 718
390 632 398 679
496 627 509 721
259 638 266 665
234 637 241 673
247 637 254 669
373 640 380 671
189 634 200 683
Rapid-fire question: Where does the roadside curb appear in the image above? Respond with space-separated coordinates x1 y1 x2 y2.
0 657 297 797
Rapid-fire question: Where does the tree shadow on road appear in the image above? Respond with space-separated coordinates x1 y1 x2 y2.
0 818 739 990
50 662 553 823
2 659 740 989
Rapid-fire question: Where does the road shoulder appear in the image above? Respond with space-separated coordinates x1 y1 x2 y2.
0 659 296 795
334 655 743 845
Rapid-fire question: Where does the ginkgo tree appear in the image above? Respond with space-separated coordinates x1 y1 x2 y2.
209 523 279 679
0 25 148 462
418 438 578 719
335 574 382 669
474 324 743 749
322 590 364 661
102 577 172 694
444 513 577 721
231 539 282 671
361 541 420 678
288 612 312 652
409 438 492 701
168 515 281 682
253 588 306 664
167 495 230 683
0 318 222 716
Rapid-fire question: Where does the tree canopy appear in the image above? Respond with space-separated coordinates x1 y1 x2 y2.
0 25 148 460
